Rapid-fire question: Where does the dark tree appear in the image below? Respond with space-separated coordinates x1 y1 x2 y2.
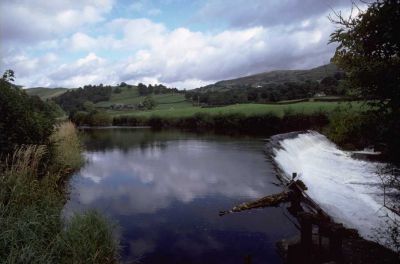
0 71 55 154
330 0 400 112
330 0 400 161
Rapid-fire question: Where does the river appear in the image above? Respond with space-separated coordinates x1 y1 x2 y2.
63 128 298 263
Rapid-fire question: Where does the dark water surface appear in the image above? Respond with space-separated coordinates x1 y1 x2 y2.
63 128 297 263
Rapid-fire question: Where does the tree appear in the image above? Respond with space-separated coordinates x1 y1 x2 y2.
330 0 400 113
142 96 156 110
2 69 15 82
330 0 400 160
0 71 55 154
138 83 148 96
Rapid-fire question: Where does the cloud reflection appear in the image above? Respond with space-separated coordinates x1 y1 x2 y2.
71 140 278 214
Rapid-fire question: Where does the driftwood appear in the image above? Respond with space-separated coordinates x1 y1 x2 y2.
219 191 290 216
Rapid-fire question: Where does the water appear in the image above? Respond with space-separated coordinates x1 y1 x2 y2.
63 128 297 263
272 131 398 247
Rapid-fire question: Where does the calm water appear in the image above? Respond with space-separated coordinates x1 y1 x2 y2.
63 128 297 263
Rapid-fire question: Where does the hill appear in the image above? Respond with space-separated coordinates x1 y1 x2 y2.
95 86 190 110
197 64 340 92
25 87 69 100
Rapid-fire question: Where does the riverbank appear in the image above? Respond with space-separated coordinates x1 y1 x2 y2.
112 111 330 136
0 122 119 263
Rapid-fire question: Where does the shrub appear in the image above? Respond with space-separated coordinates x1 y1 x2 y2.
87 112 112 126
0 79 55 154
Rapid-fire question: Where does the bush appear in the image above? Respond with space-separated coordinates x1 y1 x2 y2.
112 111 329 136
0 79 55 154
87 112 112 126
71 111 112 126
326 108 382 149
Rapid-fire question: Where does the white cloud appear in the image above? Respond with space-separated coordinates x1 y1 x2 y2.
0 0 114 44
1 1 352 89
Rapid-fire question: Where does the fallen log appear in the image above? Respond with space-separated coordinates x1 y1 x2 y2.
219 191 290 216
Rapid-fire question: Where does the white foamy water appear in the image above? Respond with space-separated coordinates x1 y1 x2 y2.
273 131 398 245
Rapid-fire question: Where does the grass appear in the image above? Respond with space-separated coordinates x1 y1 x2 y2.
50 121 83 173
95 86 187 108
108 101 364 118
0 123 119 263
25 88 69 100
59 211 119 264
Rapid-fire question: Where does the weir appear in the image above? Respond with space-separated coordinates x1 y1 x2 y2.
220 131 399 263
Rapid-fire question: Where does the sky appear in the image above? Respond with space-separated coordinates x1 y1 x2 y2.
0 0 355 89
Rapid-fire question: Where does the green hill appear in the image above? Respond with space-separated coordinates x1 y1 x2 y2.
197 64 340 92
25 87 69 100
95 86 190 110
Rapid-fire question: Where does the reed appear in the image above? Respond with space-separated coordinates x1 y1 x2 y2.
1 124 119 263
49 121 83 173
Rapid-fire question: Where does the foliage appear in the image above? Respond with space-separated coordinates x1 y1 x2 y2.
0 76 55 155
0 127 119 263
114 111 329 135
88 112 113 126
330 0 400 113
2 69 15 82
185 75 346 106
326 107 384 149
49 122 83 173
113 87 122 93
138 83 178 96
141 95 157 110
58 211 119 264
54 84 112 113
330 0 400 160
70 111 112 126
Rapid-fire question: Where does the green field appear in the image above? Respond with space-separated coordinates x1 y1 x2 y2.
107 101 364 118
25 87 69 99
95 87 190 109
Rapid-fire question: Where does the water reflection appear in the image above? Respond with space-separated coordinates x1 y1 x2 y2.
64 129 297 263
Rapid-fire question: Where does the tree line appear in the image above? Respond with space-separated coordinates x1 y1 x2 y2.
184 74 346 106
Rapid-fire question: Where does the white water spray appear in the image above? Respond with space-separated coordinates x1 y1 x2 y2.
273 131 398 246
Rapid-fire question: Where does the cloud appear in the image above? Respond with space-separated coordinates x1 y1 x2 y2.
0 0 114 44
104 16 336 87
0 0 354 89
196 0 351 28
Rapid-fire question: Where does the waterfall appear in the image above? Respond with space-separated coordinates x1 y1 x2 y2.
272 131 398 247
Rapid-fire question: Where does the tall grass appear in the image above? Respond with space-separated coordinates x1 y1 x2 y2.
0 122 119 263
59 211 119 264
49 121 83 174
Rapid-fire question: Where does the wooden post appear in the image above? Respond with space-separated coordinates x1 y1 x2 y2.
329 225 343 261
298 212 313 262
299 213 313 247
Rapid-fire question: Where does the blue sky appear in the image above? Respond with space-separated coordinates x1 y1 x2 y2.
0 0 355 89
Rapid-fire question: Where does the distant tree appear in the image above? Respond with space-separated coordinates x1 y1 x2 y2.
120 82 127 87
142 95 156 110
83 101 95 112
114 87 122 94
2 69 15 82
138 83 148 96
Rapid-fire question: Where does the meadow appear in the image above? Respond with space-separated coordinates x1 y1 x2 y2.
107 101 364 118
